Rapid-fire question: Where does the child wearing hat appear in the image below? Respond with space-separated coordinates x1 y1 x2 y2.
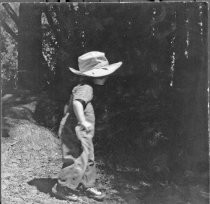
52 51 122 201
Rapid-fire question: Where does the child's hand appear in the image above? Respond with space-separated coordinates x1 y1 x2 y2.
80 121 93 132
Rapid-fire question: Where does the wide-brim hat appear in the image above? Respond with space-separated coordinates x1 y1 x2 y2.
69 51 122 77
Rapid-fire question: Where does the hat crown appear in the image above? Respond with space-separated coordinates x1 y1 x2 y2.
78 51 109 73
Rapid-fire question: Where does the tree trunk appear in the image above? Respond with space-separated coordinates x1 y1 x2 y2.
172 3 208 174
185 3 208 173
18 3 43 91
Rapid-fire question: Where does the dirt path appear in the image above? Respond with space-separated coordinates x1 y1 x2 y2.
1 121 209 204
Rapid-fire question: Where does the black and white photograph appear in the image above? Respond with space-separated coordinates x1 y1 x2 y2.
1 2 209 204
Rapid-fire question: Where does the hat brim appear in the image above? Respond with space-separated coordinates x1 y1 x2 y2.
69 62 122 77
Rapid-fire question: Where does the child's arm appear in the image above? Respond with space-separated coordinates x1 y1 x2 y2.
63 104 69 115
73 100 92 132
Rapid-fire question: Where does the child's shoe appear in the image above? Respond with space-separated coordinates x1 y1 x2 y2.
52 183 79 202
85 187 105 201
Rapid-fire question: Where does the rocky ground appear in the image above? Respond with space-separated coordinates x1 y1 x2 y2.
1 91 209 204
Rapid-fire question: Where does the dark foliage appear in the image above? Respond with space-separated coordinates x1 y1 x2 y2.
1 3 208 184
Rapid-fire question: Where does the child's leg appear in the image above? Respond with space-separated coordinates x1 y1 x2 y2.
57 141 84 190
78 128 105 201
58 125 94 189
57 125 104 200
81 138 96 188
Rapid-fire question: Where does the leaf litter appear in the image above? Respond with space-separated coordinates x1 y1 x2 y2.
2 119 209 204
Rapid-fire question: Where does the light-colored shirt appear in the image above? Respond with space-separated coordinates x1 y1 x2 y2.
71 84 95 125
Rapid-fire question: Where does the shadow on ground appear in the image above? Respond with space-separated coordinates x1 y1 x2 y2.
27 165 209 204
28 178 57 195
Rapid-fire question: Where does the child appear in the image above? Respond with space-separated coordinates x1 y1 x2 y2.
52 51 122 201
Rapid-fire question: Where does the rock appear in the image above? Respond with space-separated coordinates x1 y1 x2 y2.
2 94 14 103
21 101 37 113
2 90 38 132
2 102 37 139
4 106 35 123
2 90 34 106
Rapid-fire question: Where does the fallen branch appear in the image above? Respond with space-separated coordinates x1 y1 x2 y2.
1 20 18 41
2 3 19 26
